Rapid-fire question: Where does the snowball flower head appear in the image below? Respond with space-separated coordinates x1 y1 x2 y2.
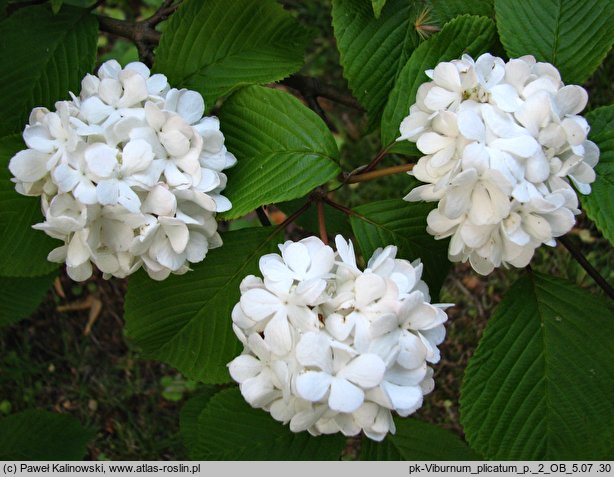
399 53 599 274
228 235 450 441
9 60 236 281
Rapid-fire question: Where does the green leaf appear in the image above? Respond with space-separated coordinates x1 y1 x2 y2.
494 0 614 84
350 199 450 298
153 0 309 109
429 0 494 24
124 227 283 384
460 272 614 460
51 0 64 14
218 86 340 220
180 388 218 459
381 15 497 147
331 0 423 128
192 388 346 460
361 418 480 460
0 4 98 136
0 410 94 460
371 0 387 19
0 135 60 277
0 272 56 328
582 105 614 245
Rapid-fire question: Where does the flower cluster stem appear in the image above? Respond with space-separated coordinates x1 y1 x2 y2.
558 236 614 300
361 142 395 173
347 163 415 184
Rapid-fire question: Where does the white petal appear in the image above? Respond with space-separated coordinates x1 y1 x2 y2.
211 194 232 212
228 354 262 383
381 381 423 414
296 371 332 402
73 179 98 204
96 179 120 206
458 109 485 141
176 90 205 124
122 139 153 175
85 143 118 178
325 313 356 341
67 232 90 267
338 354 386 388
67 261 93 282
141 185 177 216
328 378 364 413
416 132 451 154
98 78 122 105
9 149 50 183
281 242 310 277
80 97 114 124
117 72 148 108
296 332 333 372
23 125 55 153
160 130 190 157
555 85 588 116
240 288 280 321
433 62 461 91
396 332 428 369
490 84 522 112
117 182 142 213
424 86 459 111
161 219 189 254
355 273 386 307
185 231 208 263
490 136 539 158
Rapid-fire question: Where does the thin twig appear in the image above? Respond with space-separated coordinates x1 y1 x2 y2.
322 196 355 217
146 0 181 26
306 96 337 132
558 235 614 300
256 206 271 227
282 75 364 111
361 142 396 173
317 201 328 244
347 163 414 183
275 201 312 231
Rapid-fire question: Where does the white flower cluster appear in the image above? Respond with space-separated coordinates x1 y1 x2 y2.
9 60 235 281
228 235 449 441
399 53 599 274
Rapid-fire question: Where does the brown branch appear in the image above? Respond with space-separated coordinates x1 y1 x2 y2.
361 142 395 174
256 206 271 227
96 15 162 44
317 201 328 244
146 0 181 26
95 1 181 66
321 196 355 217
558 235 614 300
347 163 414 184
275 201 312 231
282 75 364 111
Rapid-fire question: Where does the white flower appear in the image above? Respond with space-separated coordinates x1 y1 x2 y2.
8 60 235 281
399 53 599 275
228 235 451 441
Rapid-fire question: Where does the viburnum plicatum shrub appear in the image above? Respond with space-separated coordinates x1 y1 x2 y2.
399 53 598 274
228 235 448 440
1 0 613 462
8 60 235 281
